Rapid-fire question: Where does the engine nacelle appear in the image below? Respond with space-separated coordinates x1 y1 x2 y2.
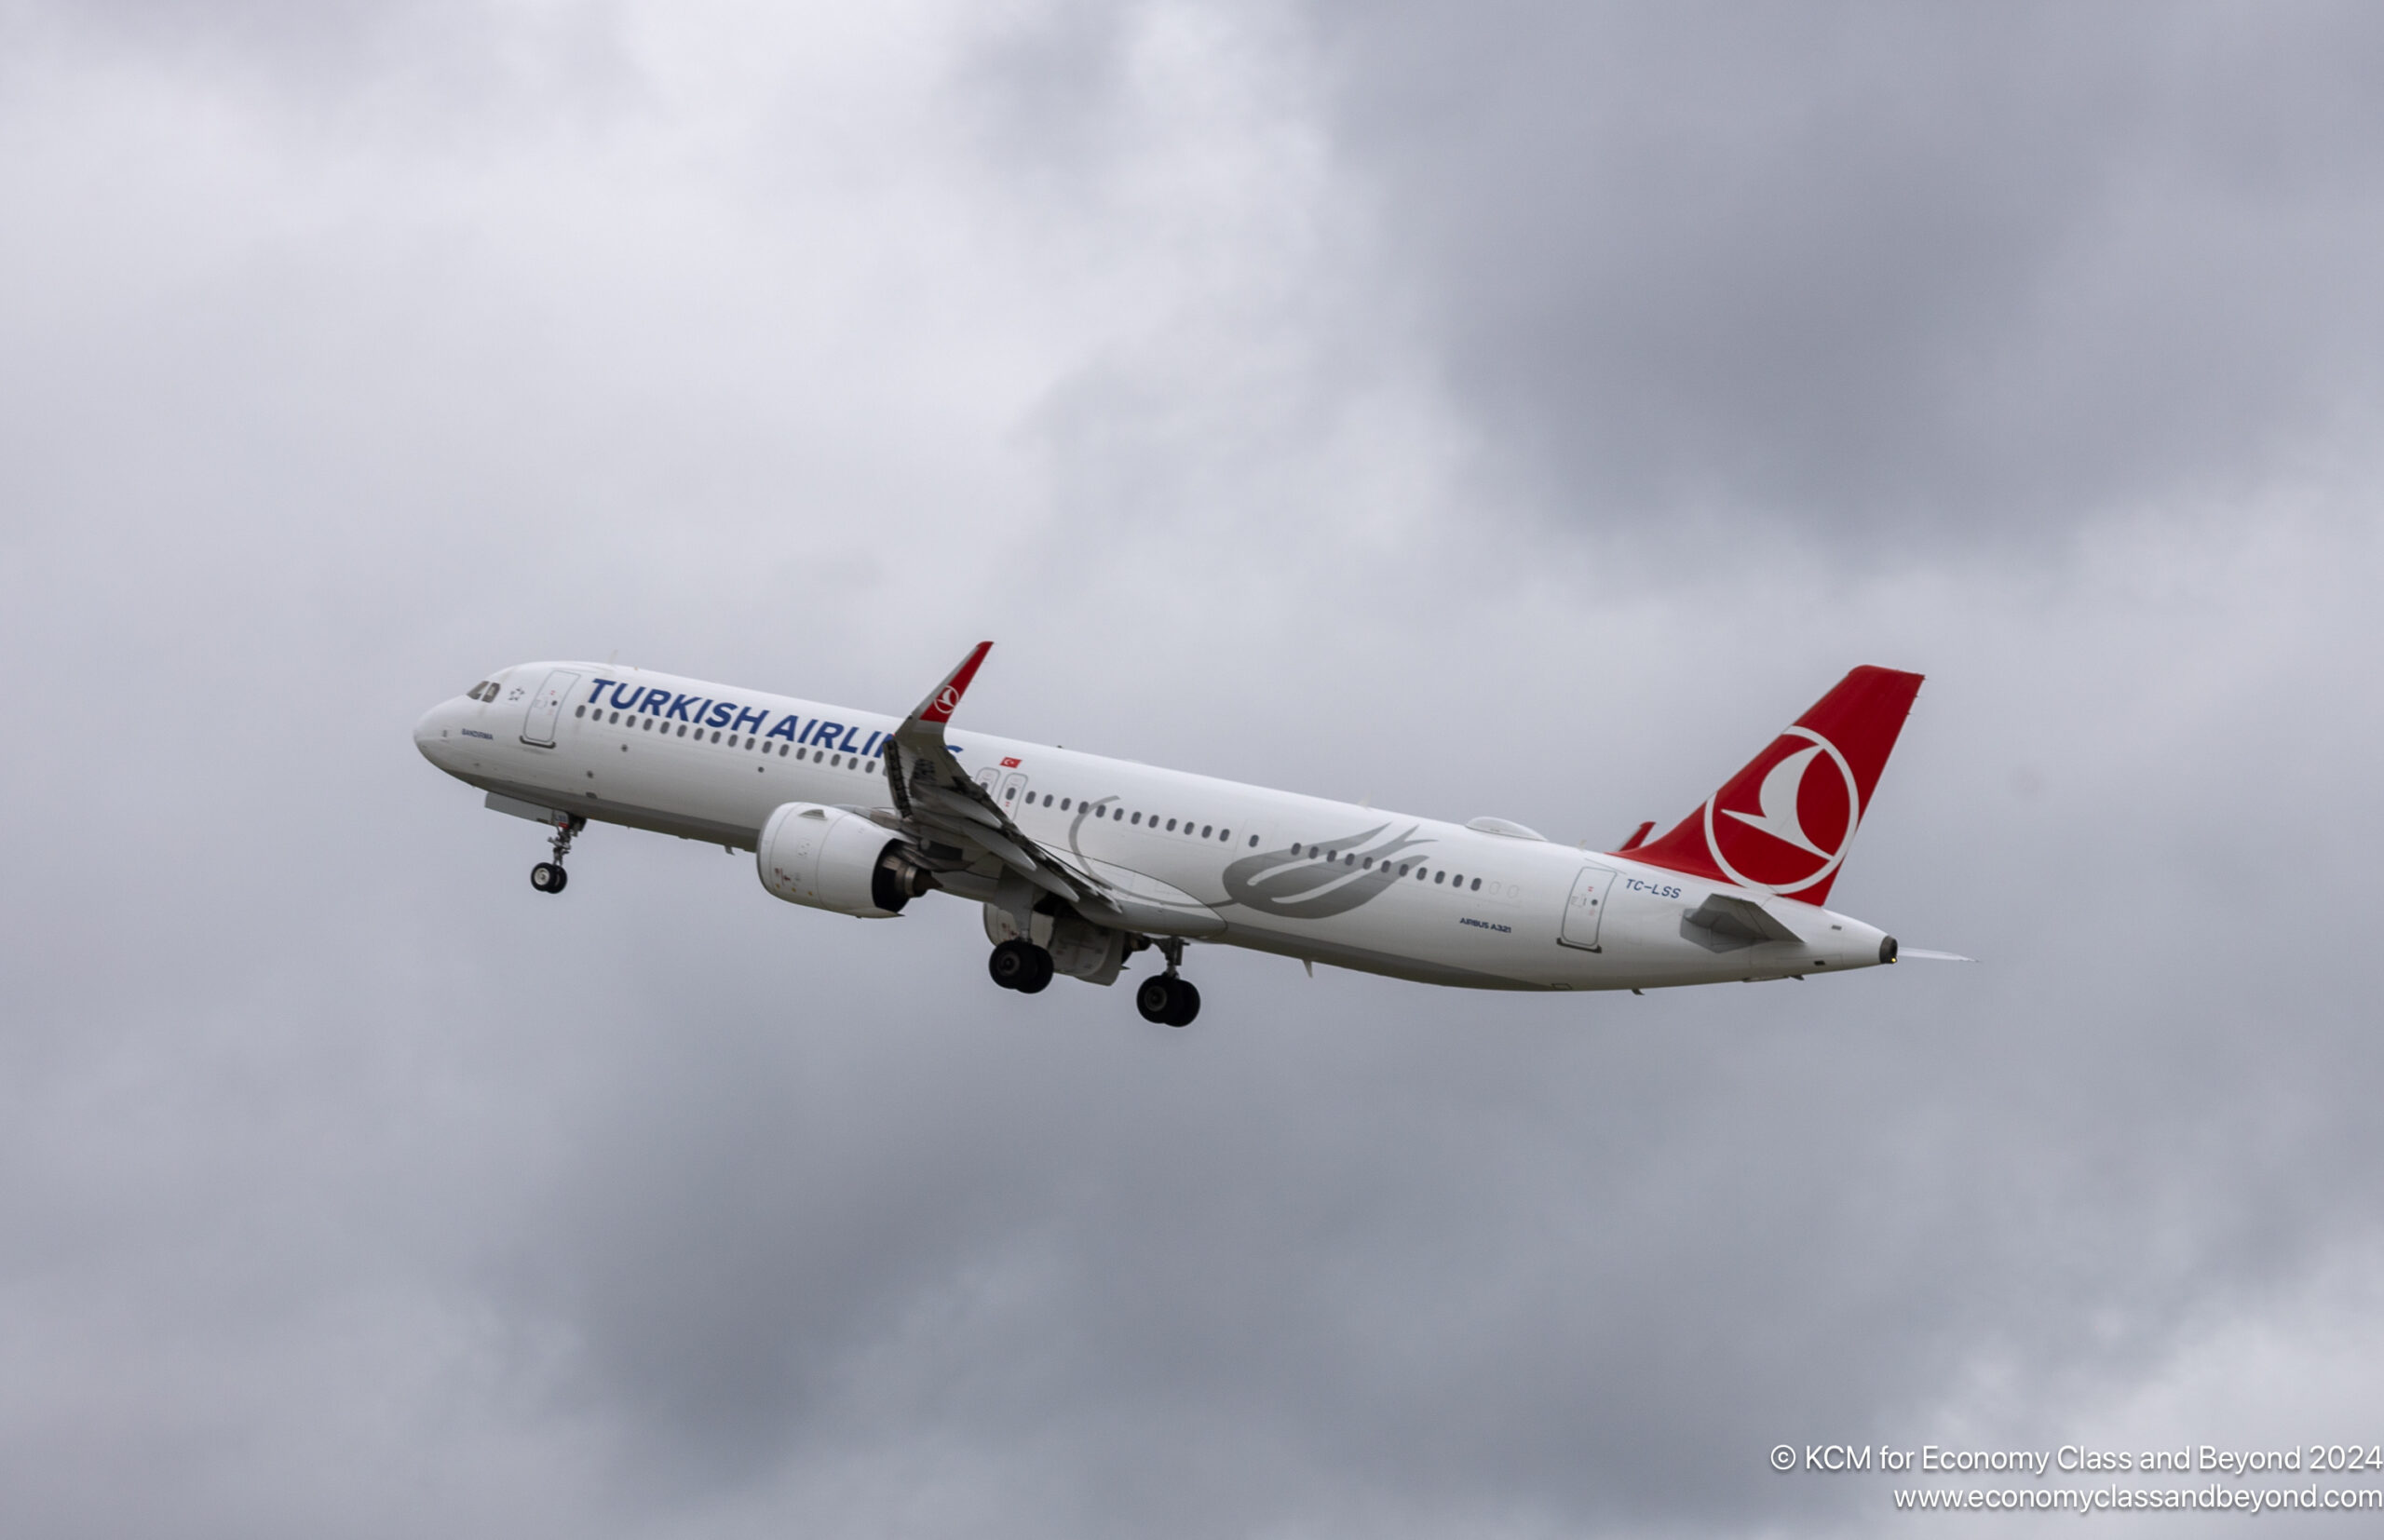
757 803 934 918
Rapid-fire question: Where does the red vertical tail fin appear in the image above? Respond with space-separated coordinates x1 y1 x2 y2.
1621 667 1924 906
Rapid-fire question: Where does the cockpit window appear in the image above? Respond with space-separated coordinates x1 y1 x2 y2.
467 681 495 701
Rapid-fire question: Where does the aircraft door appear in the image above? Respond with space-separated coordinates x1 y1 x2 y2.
998 772 1029 817
1559 864 1618 952
973 764 1001 791
521 669 577 747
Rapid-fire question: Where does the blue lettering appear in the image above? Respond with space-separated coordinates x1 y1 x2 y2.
799 719 823 745
611 683 648 711
837 724 861 752
667 693 699 723
861 730 882 757
585 678 615 704
766 714 802 742
813 720 845 748
705 701 735 729
733 707 768 734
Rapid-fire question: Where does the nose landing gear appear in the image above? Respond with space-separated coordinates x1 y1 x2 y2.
1134 938 1200 1026
530 815 584 895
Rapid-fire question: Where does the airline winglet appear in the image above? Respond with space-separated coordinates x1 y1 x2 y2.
914 641 993 726
894 641 994 755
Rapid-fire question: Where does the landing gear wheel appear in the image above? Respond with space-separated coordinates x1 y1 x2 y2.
988 939 1053 993
531 861 568 894
1136 975 1199 1026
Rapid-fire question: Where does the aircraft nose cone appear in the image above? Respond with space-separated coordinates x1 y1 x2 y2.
413 704 449 763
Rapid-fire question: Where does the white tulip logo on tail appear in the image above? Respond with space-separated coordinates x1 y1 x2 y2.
1701 727 1862 896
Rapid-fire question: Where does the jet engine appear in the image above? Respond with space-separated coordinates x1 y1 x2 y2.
757 803 936 918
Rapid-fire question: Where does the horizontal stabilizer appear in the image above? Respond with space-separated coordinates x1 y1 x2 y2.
1682 891 1800 946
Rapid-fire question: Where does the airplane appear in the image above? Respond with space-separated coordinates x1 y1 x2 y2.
413 645 1957 1025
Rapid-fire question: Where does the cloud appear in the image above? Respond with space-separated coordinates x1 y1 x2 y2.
1 3 2381 1537
1307 0 2384 548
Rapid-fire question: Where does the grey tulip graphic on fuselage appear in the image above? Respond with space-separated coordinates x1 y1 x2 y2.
1217 824 1436 921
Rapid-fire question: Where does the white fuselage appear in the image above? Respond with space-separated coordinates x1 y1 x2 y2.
413 662 1893 992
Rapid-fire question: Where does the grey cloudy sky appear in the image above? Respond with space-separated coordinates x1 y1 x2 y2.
2 2 2380 1535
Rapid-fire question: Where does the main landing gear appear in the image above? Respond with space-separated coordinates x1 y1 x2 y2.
1135 938 1200 1027
530 815 585 895
985 933 1202 1025
987 938 1054 993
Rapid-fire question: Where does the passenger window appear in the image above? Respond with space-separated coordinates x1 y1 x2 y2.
1165 818 1176 831
1243 834 1253 846
1131 812 1142 825
575 705 586 718
1470 877 1482 891
1290 843 1302 857
607 711 619 724
711 730 721 743
1200 824 1212 838
1361 858 1373 870
779 744 788 756
643 719 653 731
1434 871 1445 885
1061 798 1071 811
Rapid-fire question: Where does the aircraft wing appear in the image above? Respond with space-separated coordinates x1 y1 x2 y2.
880 642 1105 907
